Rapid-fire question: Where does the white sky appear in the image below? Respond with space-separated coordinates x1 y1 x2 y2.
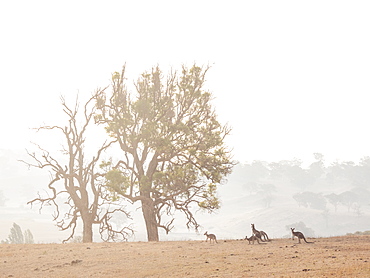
1 0 370 165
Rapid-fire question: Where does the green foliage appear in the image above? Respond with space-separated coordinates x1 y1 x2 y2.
104 168 131 201
95 64 235 237
105 169 130 192
153 164 198 194
112 71 120 81
198 183 220 211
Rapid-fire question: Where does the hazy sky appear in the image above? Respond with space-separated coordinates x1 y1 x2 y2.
1 1 369 164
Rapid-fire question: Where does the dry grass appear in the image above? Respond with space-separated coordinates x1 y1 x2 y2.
1 235 370 277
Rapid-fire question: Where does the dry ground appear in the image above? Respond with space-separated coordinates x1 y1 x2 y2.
1 235 370 277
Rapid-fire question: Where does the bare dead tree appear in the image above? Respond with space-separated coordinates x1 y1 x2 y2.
21 92 133 243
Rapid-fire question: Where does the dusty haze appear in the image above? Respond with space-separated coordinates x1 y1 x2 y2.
1 149 369 243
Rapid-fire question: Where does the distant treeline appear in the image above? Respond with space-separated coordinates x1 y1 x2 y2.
232 153 370 212
346 230 370 236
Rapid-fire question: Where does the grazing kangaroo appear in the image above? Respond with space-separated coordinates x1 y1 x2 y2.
204 231 218 243
291 228 313 244
244 235 260 244
251 224 270 242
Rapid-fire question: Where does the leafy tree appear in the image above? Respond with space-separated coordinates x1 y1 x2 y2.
325 157 370 189
350 157 370 188
242 161 269 182
243 181 259 195
293 192 326 210
8 223 24 244
288 166 314 190
24 229 34 244
257 183 276 208
351 187 370 206
1 224 34 244
308 153 325 182
293 192 309 208
325 193 340 212
95 65 235 241
269 159 314 189
23 96 133 243
326 160 355 186
339 191 358 212
321 209 330 228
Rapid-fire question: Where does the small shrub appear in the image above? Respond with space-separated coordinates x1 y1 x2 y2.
346 230 370 236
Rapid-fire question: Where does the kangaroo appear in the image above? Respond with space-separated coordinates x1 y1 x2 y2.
244 235 260 244
251 224 270 242
291 228 313 244
204 231 218 243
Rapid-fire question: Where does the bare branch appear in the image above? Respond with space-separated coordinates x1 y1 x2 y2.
23 94 133 243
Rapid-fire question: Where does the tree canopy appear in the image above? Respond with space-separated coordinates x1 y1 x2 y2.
94 64 235 241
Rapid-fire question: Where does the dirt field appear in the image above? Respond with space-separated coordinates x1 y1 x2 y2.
1 235 370 277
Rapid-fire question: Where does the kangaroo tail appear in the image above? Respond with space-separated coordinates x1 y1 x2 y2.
262 232 270 241
304 237 314 244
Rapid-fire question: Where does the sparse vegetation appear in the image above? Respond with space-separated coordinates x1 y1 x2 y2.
1 223 34 244
346 230 370 236
1 235 369 277
69 236 83 243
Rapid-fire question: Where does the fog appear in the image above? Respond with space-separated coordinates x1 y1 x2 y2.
1 1 370 242
1 149 369 243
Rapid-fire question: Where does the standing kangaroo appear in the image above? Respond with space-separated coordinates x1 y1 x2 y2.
204 231 218 243
291 228 313 244
244 235 260 244
251 224 270 242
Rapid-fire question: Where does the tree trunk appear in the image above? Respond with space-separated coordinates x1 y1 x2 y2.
82 214 93 243
141 199 159 241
